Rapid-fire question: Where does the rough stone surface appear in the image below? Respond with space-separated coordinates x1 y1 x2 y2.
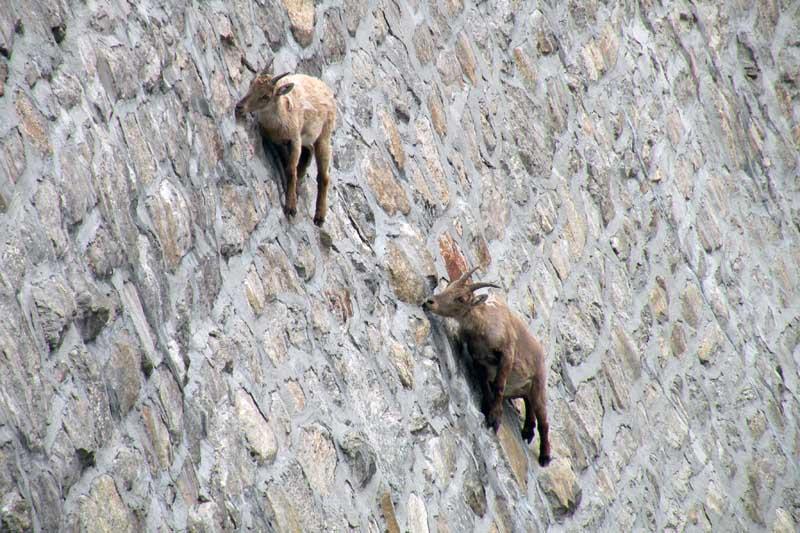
538 457 582 516
380 109 405 171
407 493 430 533
281 0 315 47
296 424 336 495
388 339 415 389
385 241 427 305
339 431 376 489
14 91 51 154
234 389 278 464
78 475 136 532
0 491 31 532
0 60 7 98
0 0 798 531
365 151 410 216
380 492 401 533
497 417 528 490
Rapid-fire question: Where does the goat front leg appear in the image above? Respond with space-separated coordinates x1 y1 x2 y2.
312 133 332 226
486 349 513 432
284 137 302 218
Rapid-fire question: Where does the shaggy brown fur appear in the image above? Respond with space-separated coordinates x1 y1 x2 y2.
236 59 336 226
423 267 551 466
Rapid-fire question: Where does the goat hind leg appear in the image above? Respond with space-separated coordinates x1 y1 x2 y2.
533 385 551 466
521 393 536 443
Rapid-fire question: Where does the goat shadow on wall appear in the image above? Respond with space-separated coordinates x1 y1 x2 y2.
258 132 292 206
426 315 489 418
255 131 323 223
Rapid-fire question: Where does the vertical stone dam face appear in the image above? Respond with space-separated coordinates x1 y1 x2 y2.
0 0 798 531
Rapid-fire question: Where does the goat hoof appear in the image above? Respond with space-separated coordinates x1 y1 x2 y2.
538 454 551 467
521 429 534 443
313 215 325 226
284 205 297 217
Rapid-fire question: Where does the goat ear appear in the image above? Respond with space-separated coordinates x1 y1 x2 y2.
471 294 488 307
276 82 295 96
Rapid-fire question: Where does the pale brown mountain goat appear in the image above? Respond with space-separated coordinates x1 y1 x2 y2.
423 267 551 466
235 58 336 226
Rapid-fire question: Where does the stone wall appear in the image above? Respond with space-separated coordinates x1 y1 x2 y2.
1 0 798 531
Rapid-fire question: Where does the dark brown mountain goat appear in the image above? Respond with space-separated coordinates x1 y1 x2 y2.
423 267 551 466
235 58 336 226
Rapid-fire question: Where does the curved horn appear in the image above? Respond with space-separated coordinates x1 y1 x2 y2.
453 266 480 285
260 56 274 75
468 282 500 292
272 71 291 83
242 56 257 74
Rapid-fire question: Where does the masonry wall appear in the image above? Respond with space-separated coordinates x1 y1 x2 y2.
1 0 799 531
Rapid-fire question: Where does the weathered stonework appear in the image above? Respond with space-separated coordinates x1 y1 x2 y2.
0 0 798 531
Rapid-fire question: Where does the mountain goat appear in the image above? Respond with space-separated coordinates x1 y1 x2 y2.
235 58 336 226
423 267 551 466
